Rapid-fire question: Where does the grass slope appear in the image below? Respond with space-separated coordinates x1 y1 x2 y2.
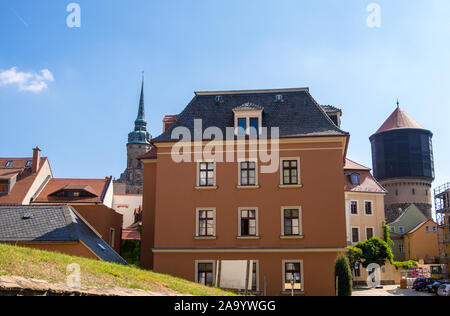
0 244 235 296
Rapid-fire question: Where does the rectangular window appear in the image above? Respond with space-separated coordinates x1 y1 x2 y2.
283 209 301 236
198 210 215 237
365 201 373 215
426 226 430 233
432 226 437 233
249 118 259 135
238 118 247 135
251 262 258 291
399 226 404 233
0 183 8 193
352 227 360 243
240 161 256 186
283 261 302 291
5 161 13 168
366 227 374 240
399 245 404 254
199 162 215 187
240 209 257 236
282 160 299 185
197 262 214 286
350 201 358 215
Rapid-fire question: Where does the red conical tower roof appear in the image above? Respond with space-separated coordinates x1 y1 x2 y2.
375 106 425 135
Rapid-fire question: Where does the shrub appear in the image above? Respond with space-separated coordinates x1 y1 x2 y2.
334 254 353 296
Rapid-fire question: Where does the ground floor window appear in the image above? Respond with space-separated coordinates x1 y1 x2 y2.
352 227 360 243
283 260 303 291
251 261 258 291
197 262 214 286
366 227 374 240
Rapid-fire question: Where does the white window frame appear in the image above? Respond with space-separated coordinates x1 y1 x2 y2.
364 200 374 216
350 200 359 216
282 260 304 292
196 160 217 188
237 158 259 187
195 208 217 239
237 207 259 238
195 260 216 285
281 206 303 237
365 226 375 240
351 226 361 244
280 157 301 186
233 110 263 136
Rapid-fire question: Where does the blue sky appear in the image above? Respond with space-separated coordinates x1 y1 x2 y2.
1 0 449 191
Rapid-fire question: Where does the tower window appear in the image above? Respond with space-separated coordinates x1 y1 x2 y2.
412 189 416 195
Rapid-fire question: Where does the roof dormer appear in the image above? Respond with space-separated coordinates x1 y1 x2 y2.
233 103 263 136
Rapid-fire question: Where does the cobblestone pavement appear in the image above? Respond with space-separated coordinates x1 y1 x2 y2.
353 285 435 296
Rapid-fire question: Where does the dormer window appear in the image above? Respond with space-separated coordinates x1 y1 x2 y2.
275 94 283 102
215 95 223 103
25 160 32 168
0 182 8 194
49 185 98 199
233 103 263 137
5 161 13 168
350 174 360 185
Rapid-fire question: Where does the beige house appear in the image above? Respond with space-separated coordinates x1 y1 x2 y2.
345 159 387 245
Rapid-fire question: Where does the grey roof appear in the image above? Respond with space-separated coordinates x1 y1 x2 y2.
321 105 342 113
0 205 127 265
153 89 348 142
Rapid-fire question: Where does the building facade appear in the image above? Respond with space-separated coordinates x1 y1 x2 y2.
140 88 350 296
370 104 435 222
344 159 387 246
115 78 152 194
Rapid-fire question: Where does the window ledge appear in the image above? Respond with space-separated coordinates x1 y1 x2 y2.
279 184 303 189
195 186 218 190
237 236 261 240
236 185 260 189
280 235 304 240
194 236 217 240
281 290 306 296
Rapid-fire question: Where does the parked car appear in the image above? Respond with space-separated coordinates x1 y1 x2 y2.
413 278 436 291
427 280 449 294
437 284 450 296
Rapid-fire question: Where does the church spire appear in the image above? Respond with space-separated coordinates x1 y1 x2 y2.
128 73 151 144
136 72 145 122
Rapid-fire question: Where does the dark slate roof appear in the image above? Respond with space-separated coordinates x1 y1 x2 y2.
0 205 127 265
321 105 342 113
153 89 348 142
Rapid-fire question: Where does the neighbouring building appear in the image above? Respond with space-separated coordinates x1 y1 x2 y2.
140 88 350 296
388 204 439 263
0 147 53 205
115 78 152 194
434 183 450 279
31 177 114 208
112 194 143 228
344 158 387 245
0 205 127 264
370 103 435 222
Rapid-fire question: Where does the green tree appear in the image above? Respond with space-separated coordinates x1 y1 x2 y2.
382 222 394 247
334 254 353 296
355 238 394 268
347 246 362 275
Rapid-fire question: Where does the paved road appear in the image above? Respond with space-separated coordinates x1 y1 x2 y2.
353 285 435 296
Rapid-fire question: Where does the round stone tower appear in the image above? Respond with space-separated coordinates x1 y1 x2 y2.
370 103 435 222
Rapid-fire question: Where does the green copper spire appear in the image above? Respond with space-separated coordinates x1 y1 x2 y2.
128 73 151 144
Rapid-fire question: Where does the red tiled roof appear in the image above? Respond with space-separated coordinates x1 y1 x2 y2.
0 169 22 180
122 229 141 241
34 178 110 204
375 107 425 135
344 159 371 171
344 159 387 193
0 158 49 205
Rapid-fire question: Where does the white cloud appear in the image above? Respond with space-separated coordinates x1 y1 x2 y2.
0 67 55 93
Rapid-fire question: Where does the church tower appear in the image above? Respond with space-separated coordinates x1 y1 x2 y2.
115 76 152 194
370 102 435 222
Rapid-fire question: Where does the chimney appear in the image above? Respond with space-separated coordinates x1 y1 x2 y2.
32 147 41 174
163 115 178 132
